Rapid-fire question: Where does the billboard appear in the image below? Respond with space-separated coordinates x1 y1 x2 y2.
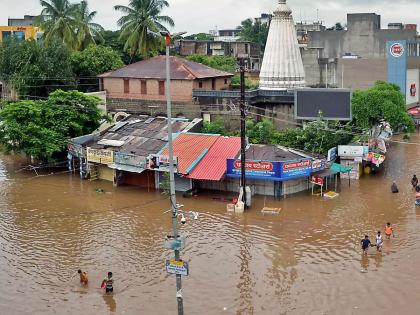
387 40 407 96
294 88 352 121
226 160 282 180
280 159 312 179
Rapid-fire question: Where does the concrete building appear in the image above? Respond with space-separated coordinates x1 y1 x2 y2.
302 13 419 90
259 0 305 89
176 39 262 71
296 21 325 44
209 29 241 42
0 25 42 42
8 15 37 26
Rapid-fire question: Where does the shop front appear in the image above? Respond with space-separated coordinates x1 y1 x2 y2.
86 147 115 181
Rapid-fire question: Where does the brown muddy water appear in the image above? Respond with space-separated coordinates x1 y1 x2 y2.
0 135 420 315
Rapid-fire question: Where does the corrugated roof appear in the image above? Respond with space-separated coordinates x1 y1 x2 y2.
160 134 219 175
98 56 233 80
244 144 302 161
187 137 241 181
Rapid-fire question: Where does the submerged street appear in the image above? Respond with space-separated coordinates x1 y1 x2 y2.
0 134 419 315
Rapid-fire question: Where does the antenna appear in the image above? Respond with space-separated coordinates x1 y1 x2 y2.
317 9 319 22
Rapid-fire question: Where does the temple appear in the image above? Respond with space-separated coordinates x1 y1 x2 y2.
259 0 305 89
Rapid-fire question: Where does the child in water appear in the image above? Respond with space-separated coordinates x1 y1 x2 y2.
375 231 383 252
78 269 88 285
361 235 371 255
101 272 114 294
384 222 394 239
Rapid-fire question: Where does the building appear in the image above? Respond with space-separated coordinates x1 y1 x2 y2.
98 55 233 116
8 15 38 26
209 29 241 42
259 0 306 89
302 13 419 90
176 39 262 71
296 21 325 44
0 25 42 41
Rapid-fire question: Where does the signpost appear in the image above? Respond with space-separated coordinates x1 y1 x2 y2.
166 259 189 276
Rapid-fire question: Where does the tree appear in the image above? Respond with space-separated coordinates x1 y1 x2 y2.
327 22 345 31
74 0 104 50
115 0 174 58
352 81 415 132
100 30 142 64
0 38 76 98
186 54 236 73
38 0 78 49
71 45 124 91
237 18 269 51
246 119 274 144
0 90 104 161
201 118 226 135
184 33 212 41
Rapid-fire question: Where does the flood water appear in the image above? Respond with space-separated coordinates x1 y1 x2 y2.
0 135 420 315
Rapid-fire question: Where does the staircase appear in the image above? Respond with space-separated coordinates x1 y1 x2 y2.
89 165 99 181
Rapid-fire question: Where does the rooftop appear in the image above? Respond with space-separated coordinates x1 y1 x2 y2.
244 144 305 161
98 55 233 80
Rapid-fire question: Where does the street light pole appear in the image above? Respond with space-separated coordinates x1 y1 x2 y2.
164 34 184 315
239 58 247 207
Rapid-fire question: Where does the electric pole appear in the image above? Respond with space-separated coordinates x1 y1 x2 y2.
239 58 247 207
164 33 184 315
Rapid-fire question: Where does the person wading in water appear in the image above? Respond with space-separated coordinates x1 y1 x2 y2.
101 272 114 294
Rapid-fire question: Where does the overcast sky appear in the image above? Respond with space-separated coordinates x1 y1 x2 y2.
1 0 420 34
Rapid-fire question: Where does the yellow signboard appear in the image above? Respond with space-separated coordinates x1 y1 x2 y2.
87 148 114 165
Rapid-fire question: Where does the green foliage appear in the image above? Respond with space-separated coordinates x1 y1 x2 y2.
0 38 76 97
184 33 212 41
231 75 259 90
246 119 274 144
352 81 415 132
327 22 345 31
71 45 124 91
272 120 353 155
201 119 226 135
114 0 174 57
186 54 236 73
237 18 268 51
100 30 142 64
0 90 103 160
38 0 103 50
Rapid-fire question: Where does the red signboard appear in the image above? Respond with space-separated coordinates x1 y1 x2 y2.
311 175 324 186
282 160 311 171
234 161 273 171
390 43 404 57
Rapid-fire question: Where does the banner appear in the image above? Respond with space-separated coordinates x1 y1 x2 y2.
226 160 282 180
115 152 147 169
280 159 312 179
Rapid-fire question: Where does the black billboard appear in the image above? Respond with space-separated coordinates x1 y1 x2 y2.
294 89 352 121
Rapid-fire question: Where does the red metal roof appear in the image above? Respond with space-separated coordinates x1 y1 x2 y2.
187 137 241 181
161 134 219 175
98 56 233 80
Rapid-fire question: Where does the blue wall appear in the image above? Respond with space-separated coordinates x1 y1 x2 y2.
387 40 407 95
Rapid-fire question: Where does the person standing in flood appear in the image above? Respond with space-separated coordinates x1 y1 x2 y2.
375 231 383 252
78 269 88 286
411 175 418 188
384 223 394 239
361 235 371 255
101 272 114 294
391 182 399 193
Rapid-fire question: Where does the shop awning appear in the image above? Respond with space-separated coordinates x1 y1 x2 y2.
331 163 353 173
109 163 146 174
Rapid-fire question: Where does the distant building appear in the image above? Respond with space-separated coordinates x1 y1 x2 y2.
0 25 42 42
98 55 233 116
209 29 241 42
176 40 262 71
256 13 272 25
8 15 38 26
296 21 325 44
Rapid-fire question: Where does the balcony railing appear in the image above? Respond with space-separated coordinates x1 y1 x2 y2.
192 89 294 98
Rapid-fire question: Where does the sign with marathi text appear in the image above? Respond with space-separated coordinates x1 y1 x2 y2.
226 160 282 180
280 159 312 179
311 175 324 186
115 152 147 169
165 259 189 276
87 148 114 165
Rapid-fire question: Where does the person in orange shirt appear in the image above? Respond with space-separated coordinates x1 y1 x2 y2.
384 222 394 240
78 269 88 286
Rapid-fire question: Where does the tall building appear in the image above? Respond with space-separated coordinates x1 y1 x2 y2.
259 0 305 89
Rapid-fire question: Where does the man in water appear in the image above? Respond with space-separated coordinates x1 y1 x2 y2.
361 235 371 255
101 272 114 294
375 231 383 252
412 175 418 188
391 182 399 193
78 269 88 286
384 222 394 239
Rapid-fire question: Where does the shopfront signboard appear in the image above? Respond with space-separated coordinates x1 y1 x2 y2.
311 175 324 186
226 160 282 180
327 147 337 162
311 159 326 172
148 154 178 173
115 152 147 169
280 159 312 180
87 148 114 165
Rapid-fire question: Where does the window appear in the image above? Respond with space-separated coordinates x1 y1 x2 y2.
141 80 147 94
158 81 165 95
224 79 228 85
198 81 203 88
14 31 25 40
124 79 130 94
212 79 216 90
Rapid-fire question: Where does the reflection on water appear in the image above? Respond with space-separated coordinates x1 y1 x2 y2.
0 135 419 314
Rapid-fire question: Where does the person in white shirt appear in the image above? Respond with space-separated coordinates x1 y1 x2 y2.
376 231 383 252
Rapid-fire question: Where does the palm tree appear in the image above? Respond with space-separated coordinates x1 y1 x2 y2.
114 0 174 58
38 0 78 49
74 1 104 50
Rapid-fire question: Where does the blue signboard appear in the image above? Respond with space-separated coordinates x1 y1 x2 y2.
280 159 312 179
226 159 282 180
387 40 407 95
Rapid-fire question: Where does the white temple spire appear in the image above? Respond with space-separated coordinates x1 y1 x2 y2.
259 0 305 89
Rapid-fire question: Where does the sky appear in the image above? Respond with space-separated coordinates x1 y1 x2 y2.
1 0 420 34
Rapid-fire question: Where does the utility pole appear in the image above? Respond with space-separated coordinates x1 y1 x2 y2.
239 58 247 207
164 33 184 315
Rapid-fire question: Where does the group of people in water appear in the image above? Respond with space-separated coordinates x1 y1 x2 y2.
361 222 394 254
390 174 420 205
77 270 114 294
